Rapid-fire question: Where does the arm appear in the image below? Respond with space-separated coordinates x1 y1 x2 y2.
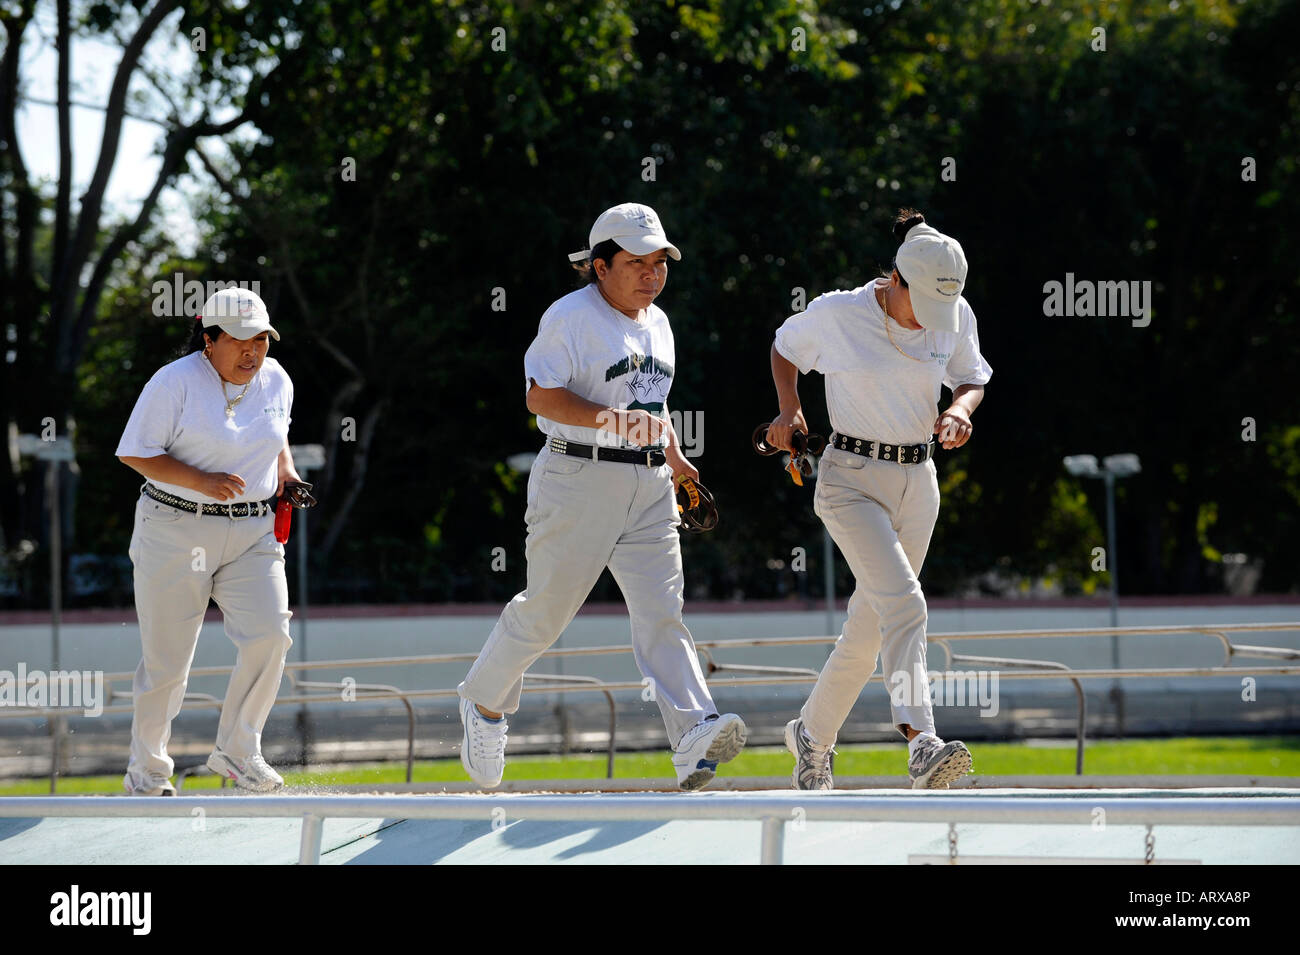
276 437 303 497
118 453 247 501
934 383 985 449
526 379 669 446
661 399 698 482
766 343 809 452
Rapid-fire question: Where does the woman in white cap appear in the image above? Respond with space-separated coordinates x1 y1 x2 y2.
767 209 992 790
115 287 303 794
458 202 746 791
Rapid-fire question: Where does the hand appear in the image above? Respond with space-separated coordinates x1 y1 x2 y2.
196 471 246 501
666 446 699 483
934 407 973 449
766 408 809 453
600 408 668 446
277 466 304 498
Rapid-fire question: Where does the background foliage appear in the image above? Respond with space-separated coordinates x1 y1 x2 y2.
4 0 1298 606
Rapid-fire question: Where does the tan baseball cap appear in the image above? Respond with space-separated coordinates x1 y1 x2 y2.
569 202 681 264
895 222 967 334
199 288 280 341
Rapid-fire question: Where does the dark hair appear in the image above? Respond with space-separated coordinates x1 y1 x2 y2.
573 239 624 285
182 320 224 358
887 207 926 287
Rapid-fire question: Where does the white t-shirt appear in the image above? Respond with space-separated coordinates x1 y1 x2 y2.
116 352 294 504
774 278 992 445
523 283 676 448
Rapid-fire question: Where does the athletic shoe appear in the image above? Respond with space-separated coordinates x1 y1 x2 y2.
206 748 284 793
908 735 973 790
123 769 176 796
460 696 508 789
672 713 747 791
784 718 834 791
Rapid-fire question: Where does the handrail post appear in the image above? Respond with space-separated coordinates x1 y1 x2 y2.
405 698 415 783
760 816 785 865
299 812 323 865
1071 678 1087 775
602 690 617 779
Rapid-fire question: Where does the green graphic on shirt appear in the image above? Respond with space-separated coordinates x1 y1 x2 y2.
604 352 674 414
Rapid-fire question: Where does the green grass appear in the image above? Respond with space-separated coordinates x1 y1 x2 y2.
2 736 1297 796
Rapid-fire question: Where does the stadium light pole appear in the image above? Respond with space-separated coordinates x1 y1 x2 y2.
289 443 325 766
15 433 76 791
1064 452 1141 735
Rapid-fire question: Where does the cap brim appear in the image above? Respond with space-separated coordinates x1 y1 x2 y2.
208 318 280 341
614 235 682 260
910 295 960 334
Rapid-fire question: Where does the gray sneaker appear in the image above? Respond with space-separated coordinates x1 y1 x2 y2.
784 718 834 791
908 736 972 789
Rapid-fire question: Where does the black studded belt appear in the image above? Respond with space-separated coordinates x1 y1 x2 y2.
830 432 935 466
142 482 277 518
549 437 667 468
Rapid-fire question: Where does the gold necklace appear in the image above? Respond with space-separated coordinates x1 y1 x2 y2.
208 352 251 418
222 380 251 418
880 284 928 363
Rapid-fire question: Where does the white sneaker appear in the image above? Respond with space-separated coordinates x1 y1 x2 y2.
672 713 747 791
123 768 176 796
460 696 508 789
207 749 284 792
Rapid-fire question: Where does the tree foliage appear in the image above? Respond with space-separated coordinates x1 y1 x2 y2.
7 0 1298 604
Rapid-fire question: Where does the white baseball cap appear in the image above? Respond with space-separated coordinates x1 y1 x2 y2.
199 287 280 341
894 222 967 334
568 202 681 264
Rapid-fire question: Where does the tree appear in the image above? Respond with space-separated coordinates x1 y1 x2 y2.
1 0 292 593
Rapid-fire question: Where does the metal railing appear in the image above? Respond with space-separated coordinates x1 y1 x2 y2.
1 792 1296 865
3 622 1298 792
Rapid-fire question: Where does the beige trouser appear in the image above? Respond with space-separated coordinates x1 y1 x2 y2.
801 444 941 745
127 493 293 777
460 445 715 748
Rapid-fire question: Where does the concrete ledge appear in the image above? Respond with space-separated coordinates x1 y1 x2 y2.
284 774 1300 794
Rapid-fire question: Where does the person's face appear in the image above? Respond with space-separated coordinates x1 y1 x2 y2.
595 248 670 316
206 330 270 385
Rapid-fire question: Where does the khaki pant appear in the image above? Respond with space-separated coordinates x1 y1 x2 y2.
460 445 715 748
127 494 292 776
801 445 941 745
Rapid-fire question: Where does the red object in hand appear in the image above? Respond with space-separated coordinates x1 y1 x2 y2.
275 497 293 543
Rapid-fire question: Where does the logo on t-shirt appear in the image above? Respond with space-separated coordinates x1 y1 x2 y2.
604 352 674 413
